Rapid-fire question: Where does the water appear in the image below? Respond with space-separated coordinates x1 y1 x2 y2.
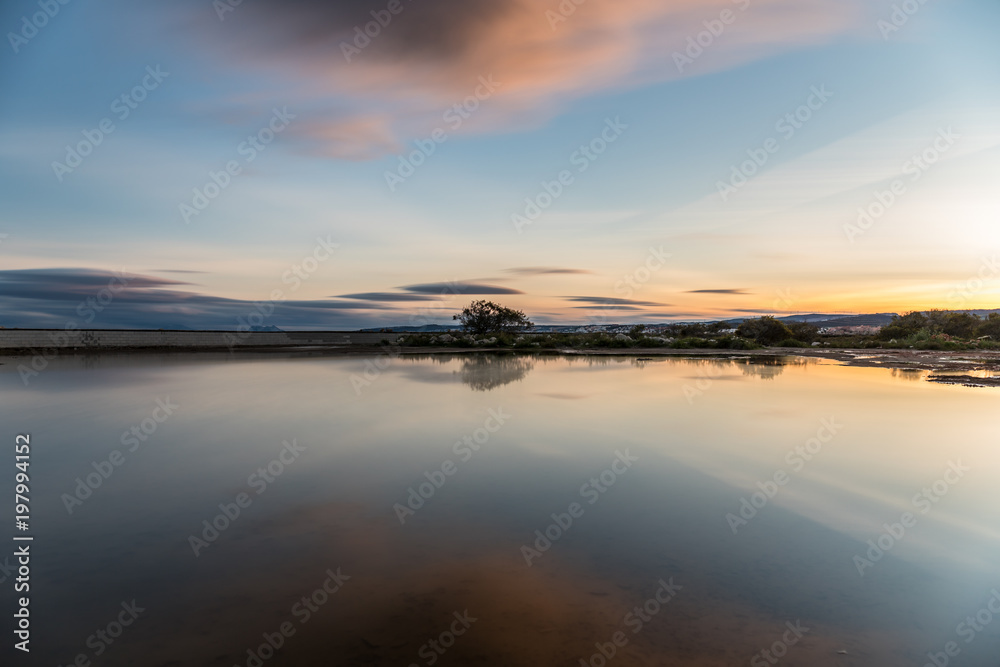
2 352 999 666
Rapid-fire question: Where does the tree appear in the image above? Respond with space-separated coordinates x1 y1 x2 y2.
453 300 534 334
878 311 929 340
736 316 793 346
941 312 980 339
977 313 1000 340
785 321 819 343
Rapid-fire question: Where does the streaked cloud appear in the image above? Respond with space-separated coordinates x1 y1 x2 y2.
168 0 870 159
400 282 524 295
564 296 668 306
504 267 593 276
337 292 438 302
0 269 388 330
686 289 752 295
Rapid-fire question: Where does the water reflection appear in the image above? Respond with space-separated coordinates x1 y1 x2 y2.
891 367 928 381
401 353 537 391
2 351 998 666
455 354 535 391
737 356 815 380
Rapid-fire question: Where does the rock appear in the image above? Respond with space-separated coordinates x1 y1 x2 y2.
439 334 455 343
615 334 633 342
811 342 821 346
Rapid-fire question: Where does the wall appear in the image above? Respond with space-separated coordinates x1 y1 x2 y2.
0 329 401 350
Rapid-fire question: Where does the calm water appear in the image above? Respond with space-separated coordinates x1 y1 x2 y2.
2 352 999 666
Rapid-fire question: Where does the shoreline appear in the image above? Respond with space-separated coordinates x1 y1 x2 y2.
2 344 999 386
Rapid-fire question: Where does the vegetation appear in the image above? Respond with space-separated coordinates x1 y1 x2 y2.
877 310 1000 349
453 300 534 334
736 316 794 346
398 330 761 351
397 310 1000 352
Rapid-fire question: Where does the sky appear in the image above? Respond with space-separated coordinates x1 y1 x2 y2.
1 0 999 329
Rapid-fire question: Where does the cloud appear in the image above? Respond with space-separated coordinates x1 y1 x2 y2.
151 269 207 274
165 0 870 159
0 269 190 299
686 289 752 295
337 292 437 302
400 282 524 295
504 267 593 276
570 305 646 311
0 269 388 330
564 296 668 306
292 114 402 160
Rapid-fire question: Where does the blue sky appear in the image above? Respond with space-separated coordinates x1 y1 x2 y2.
1 0 999 329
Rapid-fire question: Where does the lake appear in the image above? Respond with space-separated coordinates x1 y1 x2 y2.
2 351 999 666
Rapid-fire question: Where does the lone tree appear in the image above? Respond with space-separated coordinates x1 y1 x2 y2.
736 316 794 346
453 300 534 334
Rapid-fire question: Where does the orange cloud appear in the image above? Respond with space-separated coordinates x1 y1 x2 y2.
182 0 870 159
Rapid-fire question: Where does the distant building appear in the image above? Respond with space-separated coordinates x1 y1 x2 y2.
819 325 882 336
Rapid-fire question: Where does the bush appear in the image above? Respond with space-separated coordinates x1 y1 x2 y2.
736 316 794 346
718 336 760 350
879 311 930 340
785 321 819 343
453 300 534 334
977 313 1000 340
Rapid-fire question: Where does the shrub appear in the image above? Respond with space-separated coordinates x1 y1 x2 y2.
453 300 534 334
736 316 794 346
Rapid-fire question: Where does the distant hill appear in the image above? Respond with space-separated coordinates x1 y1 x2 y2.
776 313 859 323
804 314 898 328
360 324 461 332
362 309 1000 332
